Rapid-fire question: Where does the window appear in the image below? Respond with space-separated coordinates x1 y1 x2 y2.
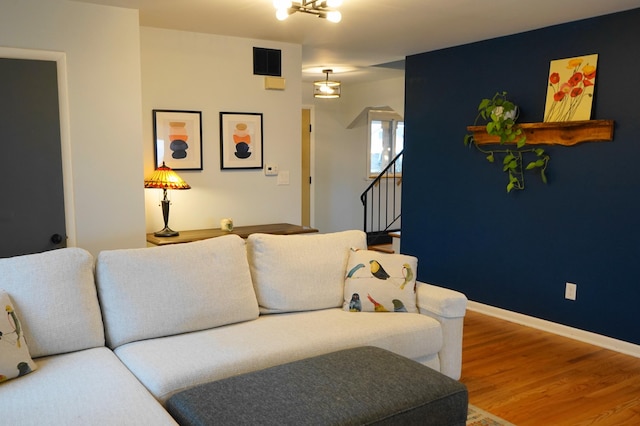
368 110 404 178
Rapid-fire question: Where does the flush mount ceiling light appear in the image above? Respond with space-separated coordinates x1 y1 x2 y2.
274 0 343 23
313 69 341 98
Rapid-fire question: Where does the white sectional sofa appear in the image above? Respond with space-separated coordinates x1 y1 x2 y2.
0 230 467 425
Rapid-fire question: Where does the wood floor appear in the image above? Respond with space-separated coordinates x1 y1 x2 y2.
460 310 640 425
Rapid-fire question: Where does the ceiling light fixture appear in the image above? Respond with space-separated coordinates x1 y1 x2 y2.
313 69 341 98
274 0 343 23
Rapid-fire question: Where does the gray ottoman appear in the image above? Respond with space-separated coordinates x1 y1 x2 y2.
166 346 468 426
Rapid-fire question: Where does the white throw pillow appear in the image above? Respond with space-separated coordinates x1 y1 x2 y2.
343 250 418 313
0 291 37 382
247 230 367 314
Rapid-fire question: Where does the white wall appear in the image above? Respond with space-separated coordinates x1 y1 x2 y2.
0 0 146 255
305 76 405 233
140 28 303 232
0 0 395 250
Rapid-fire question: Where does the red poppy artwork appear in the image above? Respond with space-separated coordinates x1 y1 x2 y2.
543 54 598 122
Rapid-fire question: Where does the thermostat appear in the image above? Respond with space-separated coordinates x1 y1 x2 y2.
265 164 279 176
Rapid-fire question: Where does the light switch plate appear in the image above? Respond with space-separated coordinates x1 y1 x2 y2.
277 170 290 185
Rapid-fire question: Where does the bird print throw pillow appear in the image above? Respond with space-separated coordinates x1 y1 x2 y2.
0 291 37 382
343 250 418 313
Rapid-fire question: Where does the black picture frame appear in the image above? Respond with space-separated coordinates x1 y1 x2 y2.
219 112 264 170
153 109 203 170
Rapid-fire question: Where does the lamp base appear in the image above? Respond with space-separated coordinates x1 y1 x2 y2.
154 226 179 237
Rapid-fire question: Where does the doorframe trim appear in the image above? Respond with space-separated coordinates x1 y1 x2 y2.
302 105 315 228
0 47 76 247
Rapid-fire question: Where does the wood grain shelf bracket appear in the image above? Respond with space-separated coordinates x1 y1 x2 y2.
467 119 614 146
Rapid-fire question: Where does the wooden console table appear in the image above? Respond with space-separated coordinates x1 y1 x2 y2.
146 223 318 247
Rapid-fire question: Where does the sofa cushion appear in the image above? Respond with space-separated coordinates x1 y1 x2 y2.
246 230 367 314
343 249 418 313
96 235 259 348
0 248 104 358
114 308 443 403
0 347 177 426
0 291 37 382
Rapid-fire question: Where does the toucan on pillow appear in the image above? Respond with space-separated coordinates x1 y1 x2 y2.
0 291 37 382
343 250 418 313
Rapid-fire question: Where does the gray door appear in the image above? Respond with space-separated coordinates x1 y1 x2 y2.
0 58 66 258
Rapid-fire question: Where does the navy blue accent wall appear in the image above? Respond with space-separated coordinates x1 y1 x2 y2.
403 8 640 344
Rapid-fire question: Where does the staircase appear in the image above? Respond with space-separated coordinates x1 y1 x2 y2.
361 150 403 253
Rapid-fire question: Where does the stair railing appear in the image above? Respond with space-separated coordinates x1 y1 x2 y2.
360 150 403 245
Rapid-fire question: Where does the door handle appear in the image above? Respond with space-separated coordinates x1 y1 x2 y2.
50 234 64 245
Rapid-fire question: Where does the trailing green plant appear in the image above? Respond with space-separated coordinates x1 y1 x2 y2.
464 91 550 193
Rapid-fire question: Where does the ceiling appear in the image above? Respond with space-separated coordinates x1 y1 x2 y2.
73 0 639 83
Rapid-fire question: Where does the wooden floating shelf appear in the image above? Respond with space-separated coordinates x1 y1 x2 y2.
467 119 614 146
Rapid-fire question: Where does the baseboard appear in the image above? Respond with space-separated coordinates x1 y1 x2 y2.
467 301 640 359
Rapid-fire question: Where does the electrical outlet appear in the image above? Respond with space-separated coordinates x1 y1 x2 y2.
565 282 577 300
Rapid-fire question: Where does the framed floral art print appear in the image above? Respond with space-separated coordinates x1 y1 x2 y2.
543 54 598 122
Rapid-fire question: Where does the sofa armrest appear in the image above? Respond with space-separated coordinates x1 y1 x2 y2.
416 281 467 380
